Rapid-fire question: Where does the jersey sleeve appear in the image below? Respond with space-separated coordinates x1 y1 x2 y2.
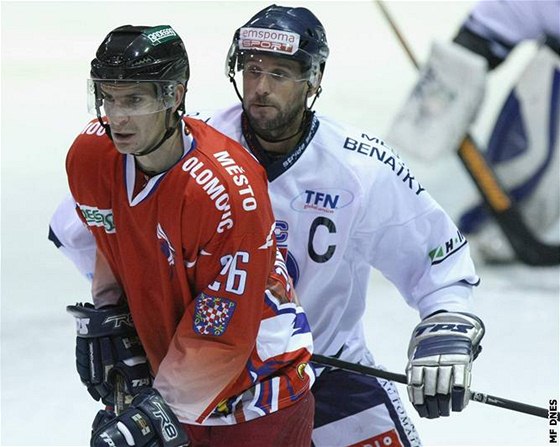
153 155 280 423
463 0 559 47
353 157 479 319
49 193 97 281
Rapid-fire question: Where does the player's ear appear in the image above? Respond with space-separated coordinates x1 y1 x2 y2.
174 84 186 113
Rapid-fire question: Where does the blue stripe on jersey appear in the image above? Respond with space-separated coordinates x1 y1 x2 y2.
263 293 296 315
48 226 63 248
263 294 312 335
293 310 312 335
254 379 273 414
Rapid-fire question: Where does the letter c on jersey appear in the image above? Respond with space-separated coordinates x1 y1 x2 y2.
308 217 336 263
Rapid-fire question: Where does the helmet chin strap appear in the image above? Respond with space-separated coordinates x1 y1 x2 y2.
132 109 180 157
228 74 321 144
96 108 182 157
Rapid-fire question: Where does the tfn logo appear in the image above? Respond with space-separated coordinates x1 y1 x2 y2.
415 323 473 337
304 190 339 209
291 188 353 213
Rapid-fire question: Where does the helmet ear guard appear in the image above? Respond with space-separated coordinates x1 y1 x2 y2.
305 61 323 91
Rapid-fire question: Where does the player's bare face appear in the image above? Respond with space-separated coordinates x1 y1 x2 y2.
242 55 309 141
101 83 167 155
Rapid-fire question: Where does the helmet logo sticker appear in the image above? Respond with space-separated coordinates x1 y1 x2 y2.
143 26 179 46
239 27 300 56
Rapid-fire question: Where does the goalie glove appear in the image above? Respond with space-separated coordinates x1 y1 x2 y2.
406 311 485 419
67 302 152 406
386 40 487 161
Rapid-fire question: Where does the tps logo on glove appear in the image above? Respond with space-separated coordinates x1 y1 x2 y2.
75 317 91 335
414 322 474 336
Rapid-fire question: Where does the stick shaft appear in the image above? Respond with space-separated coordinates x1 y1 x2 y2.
375 0 419 69
113 373 126 416
311 354 548 418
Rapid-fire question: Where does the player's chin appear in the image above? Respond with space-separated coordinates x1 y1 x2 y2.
112 135 138 153
249 104 278 119
247 120 273 138
113 141 140 155
248 110 278 131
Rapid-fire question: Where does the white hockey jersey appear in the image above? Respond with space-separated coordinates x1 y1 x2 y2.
207 105 479 362
50 104 480 365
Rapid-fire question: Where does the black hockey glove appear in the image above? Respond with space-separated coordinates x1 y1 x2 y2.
67 302 152 405
406 311 485 419
90 388 189 447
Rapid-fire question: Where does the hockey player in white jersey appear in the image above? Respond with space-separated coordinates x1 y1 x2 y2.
50 5 486 446
387 0 560 263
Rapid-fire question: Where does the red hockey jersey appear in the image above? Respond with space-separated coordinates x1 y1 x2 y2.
66 117 314 425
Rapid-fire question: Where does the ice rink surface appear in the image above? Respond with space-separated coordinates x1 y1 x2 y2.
2 1 558 446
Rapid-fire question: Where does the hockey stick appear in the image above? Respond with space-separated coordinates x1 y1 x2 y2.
375 0 560 266
113 373 133 416
311 354 548 419
113 373 127 415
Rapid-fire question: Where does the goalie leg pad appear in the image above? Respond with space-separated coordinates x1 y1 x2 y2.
460 44 560 241
386 40 488 161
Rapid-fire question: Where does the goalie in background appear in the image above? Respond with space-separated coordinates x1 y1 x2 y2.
386 0 560 263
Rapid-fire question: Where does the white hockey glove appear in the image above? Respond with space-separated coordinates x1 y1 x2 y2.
386 40 487 161
406 312 485 418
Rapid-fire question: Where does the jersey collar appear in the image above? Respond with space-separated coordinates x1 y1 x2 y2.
124 120 195 206
241 111 320 182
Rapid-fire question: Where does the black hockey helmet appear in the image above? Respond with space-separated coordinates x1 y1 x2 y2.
89 25 189 117
91 25 189 83
226 4 329 88
88 25 189 156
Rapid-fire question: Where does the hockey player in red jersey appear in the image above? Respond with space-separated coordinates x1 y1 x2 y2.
65 24 314 447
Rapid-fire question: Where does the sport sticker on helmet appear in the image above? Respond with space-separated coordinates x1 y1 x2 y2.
239 27 300 55
143 25 179 46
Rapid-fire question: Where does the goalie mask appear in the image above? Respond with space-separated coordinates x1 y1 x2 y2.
88 25 189 156
226 4 329 91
